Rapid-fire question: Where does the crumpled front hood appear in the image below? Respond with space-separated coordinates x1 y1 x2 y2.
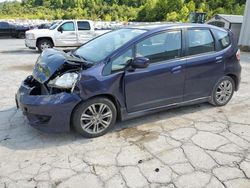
32 49 70 83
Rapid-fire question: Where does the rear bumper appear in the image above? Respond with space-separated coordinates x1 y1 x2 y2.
16 78 81 133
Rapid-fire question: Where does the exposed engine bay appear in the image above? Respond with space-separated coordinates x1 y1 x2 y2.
24 49 92 95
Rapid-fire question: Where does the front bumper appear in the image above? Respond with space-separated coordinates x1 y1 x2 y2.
16 77 82 133
25 38 36 49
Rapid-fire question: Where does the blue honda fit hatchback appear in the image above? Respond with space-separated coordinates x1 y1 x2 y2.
16 23 241 137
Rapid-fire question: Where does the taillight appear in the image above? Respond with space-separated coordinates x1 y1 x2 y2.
236 49 240 61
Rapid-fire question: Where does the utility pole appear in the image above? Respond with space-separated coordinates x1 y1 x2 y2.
239 0 250 51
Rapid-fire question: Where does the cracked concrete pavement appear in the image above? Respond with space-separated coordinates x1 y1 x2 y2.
0 39 250 188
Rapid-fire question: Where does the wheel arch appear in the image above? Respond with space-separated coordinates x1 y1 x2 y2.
17 31 25 39
225 73 239 91
70 93 122 130
36 37 55 47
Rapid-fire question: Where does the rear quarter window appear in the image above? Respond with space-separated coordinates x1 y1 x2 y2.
212 29 231 51
187 29 215 56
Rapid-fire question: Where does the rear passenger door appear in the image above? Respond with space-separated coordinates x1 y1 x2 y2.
77 21 95 45
184 28 225 101
125 30 186 113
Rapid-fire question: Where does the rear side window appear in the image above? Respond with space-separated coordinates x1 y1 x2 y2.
136 30 182 63
187 29 215 56
77 21 91 30
213 29 230 50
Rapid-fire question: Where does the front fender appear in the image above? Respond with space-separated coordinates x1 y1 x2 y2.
76 64 126 109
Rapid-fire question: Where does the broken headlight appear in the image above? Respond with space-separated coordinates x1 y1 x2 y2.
48 72 79 89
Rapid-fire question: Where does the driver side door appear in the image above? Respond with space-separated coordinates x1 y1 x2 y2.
55 21 78 47
124 30 186 113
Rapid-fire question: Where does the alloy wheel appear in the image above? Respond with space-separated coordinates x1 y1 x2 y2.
40 42 51 50
215 80 233 105
80 103 113 134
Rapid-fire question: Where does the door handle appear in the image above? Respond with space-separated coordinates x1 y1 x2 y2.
215 56 223 63
171 65 182 74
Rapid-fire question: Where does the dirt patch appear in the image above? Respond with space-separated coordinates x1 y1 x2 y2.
119 127 159 144
241 81 249 85
230 105 249 113
8 64 34 71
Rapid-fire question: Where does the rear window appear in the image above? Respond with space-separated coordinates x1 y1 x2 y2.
187 29 215 56
213 29 231 50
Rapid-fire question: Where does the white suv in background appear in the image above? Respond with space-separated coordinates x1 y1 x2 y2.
25 20 105 52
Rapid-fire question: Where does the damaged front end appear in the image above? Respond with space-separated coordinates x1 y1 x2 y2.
32 49 92 95
16 49 91 133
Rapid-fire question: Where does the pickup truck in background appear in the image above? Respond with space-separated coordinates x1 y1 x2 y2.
0 21 30 39
25 20 110 52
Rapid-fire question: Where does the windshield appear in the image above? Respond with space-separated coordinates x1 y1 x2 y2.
74 28 146 62
49 21 62 30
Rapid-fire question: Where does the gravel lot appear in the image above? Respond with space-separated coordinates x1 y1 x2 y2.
0 39 250 188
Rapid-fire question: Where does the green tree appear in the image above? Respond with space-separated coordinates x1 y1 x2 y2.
179 5 190 22
0 0 247 21
166 11 178 21
137 0 157 21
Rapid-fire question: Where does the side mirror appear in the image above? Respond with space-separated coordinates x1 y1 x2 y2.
131 57 150 69
58 27 63 33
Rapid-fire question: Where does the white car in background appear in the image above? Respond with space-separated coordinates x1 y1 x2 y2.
25 20 110 52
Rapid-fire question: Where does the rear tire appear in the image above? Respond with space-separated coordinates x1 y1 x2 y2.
37 39 53 53
72 97 117 138
210 76 235 106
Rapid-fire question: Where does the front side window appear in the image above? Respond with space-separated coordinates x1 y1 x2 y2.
61 22 75 31
111 49 133 71
136 30 182 63
77 21 91 30
187 29 215 56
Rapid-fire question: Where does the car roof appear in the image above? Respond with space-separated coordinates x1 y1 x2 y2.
127 23 225 31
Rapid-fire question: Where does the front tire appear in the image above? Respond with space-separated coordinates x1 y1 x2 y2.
37 39 53 52
72 98 117 138
210 76 235 106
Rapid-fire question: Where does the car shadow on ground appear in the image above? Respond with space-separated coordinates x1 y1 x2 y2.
0 102 213 151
